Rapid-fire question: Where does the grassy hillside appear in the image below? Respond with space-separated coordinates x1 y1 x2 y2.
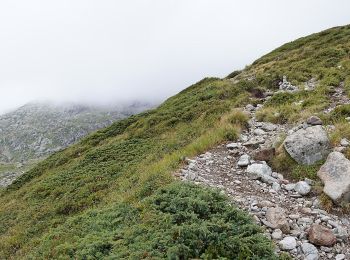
0 78 276 259
0 24 349 259
235 25 350 125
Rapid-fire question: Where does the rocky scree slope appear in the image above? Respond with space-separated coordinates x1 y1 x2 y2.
0 102 149 187
0 25 350 259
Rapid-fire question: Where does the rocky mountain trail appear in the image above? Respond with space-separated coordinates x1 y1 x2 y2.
175 87 350 259
324 84 350 114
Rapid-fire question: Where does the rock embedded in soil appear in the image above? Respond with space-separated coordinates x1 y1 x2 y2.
340 138 350 147
301 242 319 260
266 207 290 234
279 236 297 250
284 125 331 165
306 116 323 126
318 151 350 204
308 224 337 247
226 142 241 149
253 147 275 162
237 154 250 167
271 229 283 240
294 181 311 195
246 162 272 176
336 254 346 260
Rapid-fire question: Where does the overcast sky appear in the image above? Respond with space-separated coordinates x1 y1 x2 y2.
0 0 349 113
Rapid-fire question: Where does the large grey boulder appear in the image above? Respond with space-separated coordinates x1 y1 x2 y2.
284 125 331 165
318 152 350 203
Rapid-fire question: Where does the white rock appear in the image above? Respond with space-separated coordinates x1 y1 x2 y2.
301 242 319 260
284 125 331 165
239 134 249 142
272 182 281 192
279 236 297 250
271 229 283 240
284 183 296 191
245 104 255 111
237 154 251 167
253 128 266 136
294 181 311 195
340 138 349 147
247 163 272 176
318 152 350 204
226 142 241 149
261 122 278 131
335 254 345 260
187 171 197 181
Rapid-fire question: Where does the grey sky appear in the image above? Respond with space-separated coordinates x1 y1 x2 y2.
0 0 349 113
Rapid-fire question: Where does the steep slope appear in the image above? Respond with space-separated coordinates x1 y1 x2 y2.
0 102 150 187
0 24 349 259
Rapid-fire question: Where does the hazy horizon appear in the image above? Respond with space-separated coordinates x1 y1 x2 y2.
1 0 349 113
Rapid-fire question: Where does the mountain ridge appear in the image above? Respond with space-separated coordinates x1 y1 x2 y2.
0 101 152 187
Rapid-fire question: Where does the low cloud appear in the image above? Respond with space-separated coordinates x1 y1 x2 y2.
0 0 349 113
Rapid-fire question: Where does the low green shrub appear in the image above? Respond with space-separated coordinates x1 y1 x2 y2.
28 183 277 259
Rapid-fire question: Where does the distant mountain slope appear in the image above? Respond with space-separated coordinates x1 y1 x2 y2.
0 25 349 259
0 102 150 163
0 101 151 187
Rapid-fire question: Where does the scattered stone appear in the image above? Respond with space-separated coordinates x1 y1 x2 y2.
226 143 241 149
294 181 311 195
279 76 298 92
258 200 274 208
237 154 251 167
245 104 255 111
284 125 331 165
308 224 337 247
253 147 275 162
335 254 346 260
279 236 297 250
239 134 249 142
243 137 265 148
289 214 300 220
305 78 318 91
334 146 346 153
271 229 283 240
186 171 197 181
340 138 350 147
304 178 314 186
253 129 266 136
266 207 290 234
301 242 319 260
272 182 281 192
334 226 348 240
261 122 278 131
318 152 350 204
284 183 296 191
246 163 273 177
306 116 323 126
